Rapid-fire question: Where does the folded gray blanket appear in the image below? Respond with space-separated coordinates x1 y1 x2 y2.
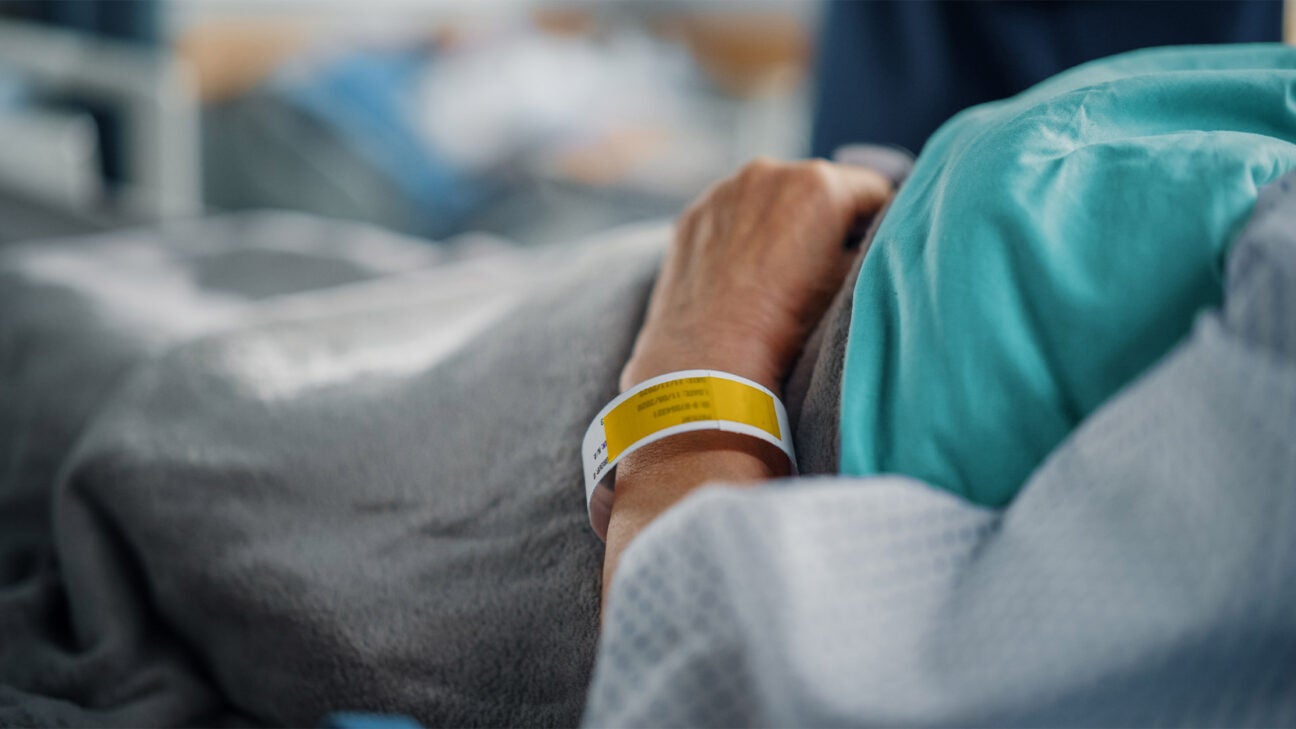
1 213 455 725
0 214 686 726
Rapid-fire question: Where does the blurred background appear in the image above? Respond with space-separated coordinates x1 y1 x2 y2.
0 0 1283 247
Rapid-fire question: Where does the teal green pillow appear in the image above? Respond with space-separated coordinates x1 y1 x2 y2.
839 44 1296 506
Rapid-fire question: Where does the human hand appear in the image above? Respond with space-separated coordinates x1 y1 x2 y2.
601 158 892 605
621 157 893 394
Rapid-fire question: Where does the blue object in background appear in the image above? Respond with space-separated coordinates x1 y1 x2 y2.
321 712 425 729
277 47 488 239
811 0 1282 156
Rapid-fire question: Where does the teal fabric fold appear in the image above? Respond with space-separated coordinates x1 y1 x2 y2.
839 44 1296 506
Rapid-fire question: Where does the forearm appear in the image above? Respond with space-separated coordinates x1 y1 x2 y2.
601 330 788 603
601 430 791 605
596 156 890 607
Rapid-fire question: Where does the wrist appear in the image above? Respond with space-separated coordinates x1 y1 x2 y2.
620 353 781 395
620 333 782 394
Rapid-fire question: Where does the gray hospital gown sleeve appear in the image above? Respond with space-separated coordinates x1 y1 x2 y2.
582 177 1296 728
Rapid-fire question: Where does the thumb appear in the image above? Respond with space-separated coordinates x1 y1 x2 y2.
824 163 894 252
827 163 894 220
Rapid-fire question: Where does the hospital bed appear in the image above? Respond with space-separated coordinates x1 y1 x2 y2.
1 13 1294 728
0 19 198 243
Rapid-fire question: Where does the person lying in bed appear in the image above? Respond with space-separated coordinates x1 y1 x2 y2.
599 42 1296 590
587 43 1296 725
3 43 1293 729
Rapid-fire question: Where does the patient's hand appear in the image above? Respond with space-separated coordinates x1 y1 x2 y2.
622 157 891 391
603 158 892 606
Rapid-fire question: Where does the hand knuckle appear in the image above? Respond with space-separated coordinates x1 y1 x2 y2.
675 206 699 235
806 158 834 174
737 156 777 180
796 159 834 185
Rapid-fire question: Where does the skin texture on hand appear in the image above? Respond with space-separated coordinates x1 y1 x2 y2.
603 157 893 605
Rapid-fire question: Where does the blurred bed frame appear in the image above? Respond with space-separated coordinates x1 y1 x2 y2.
0 19 199 243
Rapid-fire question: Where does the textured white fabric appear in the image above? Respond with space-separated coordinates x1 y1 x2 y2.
583 177 1296 727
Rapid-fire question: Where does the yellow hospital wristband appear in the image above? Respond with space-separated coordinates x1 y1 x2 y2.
581 369 797 540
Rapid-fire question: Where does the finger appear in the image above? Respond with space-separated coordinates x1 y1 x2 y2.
826 163 894 220
822 163 893 251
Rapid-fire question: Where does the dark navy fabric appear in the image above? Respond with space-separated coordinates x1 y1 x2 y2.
810 0 1283 156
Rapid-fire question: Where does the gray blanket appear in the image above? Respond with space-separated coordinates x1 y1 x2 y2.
0 141 901 725
0 213 683 726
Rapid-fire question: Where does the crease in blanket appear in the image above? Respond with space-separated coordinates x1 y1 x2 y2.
2 212 453 728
